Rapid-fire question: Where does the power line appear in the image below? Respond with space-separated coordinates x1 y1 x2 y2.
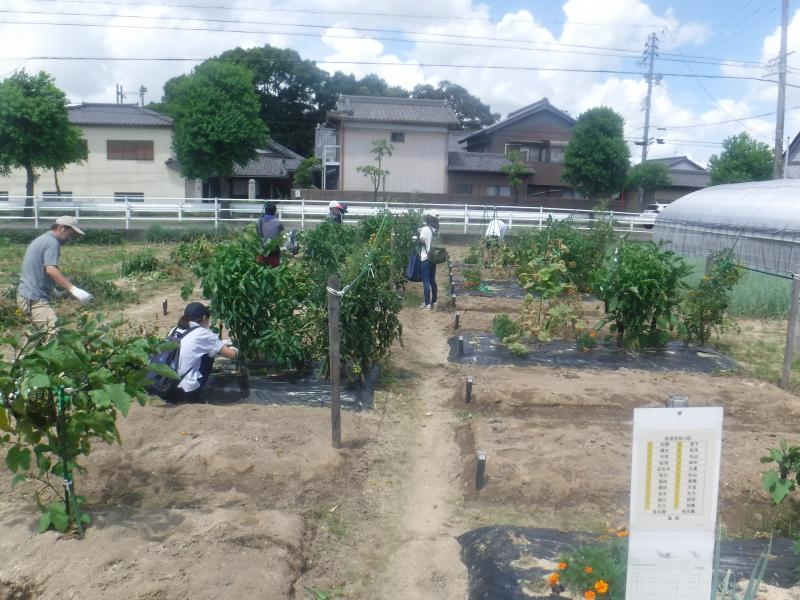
0 8 775 70
26 0 665 29
658 103 800 129
6 52 800 88
663 27 773 141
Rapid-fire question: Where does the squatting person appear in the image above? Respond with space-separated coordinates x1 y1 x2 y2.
16 215 93 330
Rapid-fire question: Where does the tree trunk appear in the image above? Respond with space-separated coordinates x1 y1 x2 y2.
24 163 35 218
219 176 231 219
53 169 61 193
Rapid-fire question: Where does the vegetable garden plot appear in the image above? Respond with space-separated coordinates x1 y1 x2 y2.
458 526 798 600
454 279 527 299
447 333 739 373
201 365 379 410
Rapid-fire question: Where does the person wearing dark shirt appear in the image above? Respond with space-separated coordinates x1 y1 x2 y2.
256 201 285 267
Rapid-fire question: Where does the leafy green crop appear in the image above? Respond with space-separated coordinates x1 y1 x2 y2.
0 314 165 533
683 248 743 345
120 252 161 277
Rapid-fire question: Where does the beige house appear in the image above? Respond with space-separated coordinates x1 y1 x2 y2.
0 103 188 201
319 96 460 194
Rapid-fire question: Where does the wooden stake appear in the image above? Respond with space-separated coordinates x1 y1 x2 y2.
328 275 342 448
781 274 800 390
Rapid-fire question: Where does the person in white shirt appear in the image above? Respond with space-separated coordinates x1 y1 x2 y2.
483 217 508 266
169 302 238 403
418 212 439 309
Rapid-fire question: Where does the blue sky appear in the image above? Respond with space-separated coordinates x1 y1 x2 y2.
0 0 797 165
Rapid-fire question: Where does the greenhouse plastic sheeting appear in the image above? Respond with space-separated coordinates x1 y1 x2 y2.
458 526 798 600
653 179 800 275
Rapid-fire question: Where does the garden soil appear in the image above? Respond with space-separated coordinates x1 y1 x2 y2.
2 284 800 599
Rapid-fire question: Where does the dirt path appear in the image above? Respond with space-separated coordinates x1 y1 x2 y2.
370 307 468 599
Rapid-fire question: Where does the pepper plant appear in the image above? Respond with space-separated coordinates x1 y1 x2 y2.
193 228 315 368
760 439 800 504
0 314 165 533
594 239 691 348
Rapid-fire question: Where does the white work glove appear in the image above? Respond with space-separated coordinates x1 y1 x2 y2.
70 286 94 304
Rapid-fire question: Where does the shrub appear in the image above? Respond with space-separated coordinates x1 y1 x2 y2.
71 229 124 245
492 313 520 340
594 239 691 348
358 209 423 289
0 297 25 330
683 248 743 346
170 236 215 267
0 230 39 244
145 224 237 243
120 252 161 277
551 535 628 600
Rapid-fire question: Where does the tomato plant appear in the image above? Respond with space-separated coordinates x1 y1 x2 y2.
682 248 743 346
0 314 164 533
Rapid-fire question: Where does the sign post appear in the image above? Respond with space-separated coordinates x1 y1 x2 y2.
626 406 723 600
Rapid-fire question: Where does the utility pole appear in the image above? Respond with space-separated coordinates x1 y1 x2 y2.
773 0 789 179
640 32 659 164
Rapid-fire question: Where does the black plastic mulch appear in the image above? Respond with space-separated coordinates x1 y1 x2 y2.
458 526 797 600
447 334 739 373
201 365 379 410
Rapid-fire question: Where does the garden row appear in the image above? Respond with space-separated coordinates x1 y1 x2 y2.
459 217 743 353
0 209 420 534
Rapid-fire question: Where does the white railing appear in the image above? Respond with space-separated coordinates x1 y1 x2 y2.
0 196 656 234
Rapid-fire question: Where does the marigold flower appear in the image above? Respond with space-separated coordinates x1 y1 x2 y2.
549 573 560 586
589 331 597 338
616 529 628 537
584 566 593 574
584 591 596 600
595 580 609 594
558 562 568 570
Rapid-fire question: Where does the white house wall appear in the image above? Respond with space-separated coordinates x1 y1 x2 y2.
341 123 448 194
0 125 186 199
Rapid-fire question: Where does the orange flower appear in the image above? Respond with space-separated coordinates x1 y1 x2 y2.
584 591 596 600
616 529 628 538
549 573 560 586
595 580 609 594
589 330 597 338
584 566 593 574
558 562 568 570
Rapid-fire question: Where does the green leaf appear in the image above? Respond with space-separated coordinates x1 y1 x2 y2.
6 446 32 473
46 502 70 532
88 388 112 408
11 473 27 488
0 407 9 432
28 373 51 389
146 363 180 380
104 383 132 417
37 512 52 534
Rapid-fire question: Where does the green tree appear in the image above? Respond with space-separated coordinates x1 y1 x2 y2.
411 80 499 130
627 161 672 201
501 150 528 204
708 132 773 185
169 60 268 198
293 156 320 188
562 107 630 200
0 70 87 208
220 46 330 156
356 139 393 202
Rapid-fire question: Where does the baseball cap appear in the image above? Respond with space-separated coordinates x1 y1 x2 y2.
184 302 211 321
54 215 85 235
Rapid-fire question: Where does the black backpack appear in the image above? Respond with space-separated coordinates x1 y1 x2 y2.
145 326 199 399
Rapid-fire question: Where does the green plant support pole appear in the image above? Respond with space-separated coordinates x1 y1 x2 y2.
55 387 84 537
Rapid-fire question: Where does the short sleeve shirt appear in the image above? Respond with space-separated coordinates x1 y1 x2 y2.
177 323 225 392
18 232 61 301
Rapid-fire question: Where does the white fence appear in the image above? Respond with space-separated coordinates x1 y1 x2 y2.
0 196 657 234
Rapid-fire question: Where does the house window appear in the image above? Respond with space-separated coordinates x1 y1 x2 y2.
505 142 547 162
390 132 405 143
42 192 72 202
487 185 512 197
114 192 144 203
107 140 154 160
455 183 473 195
0 192 8 202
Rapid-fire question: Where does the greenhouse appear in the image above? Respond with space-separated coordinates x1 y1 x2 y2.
654 179 800 276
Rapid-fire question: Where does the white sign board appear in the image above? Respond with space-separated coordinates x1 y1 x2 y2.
626 407 723 600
